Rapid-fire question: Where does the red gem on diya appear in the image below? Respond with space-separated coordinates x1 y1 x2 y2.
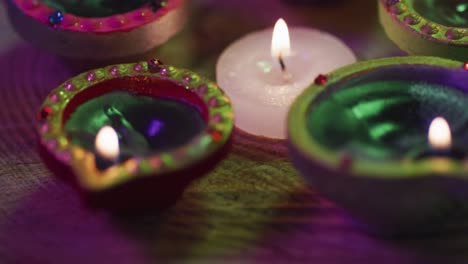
314 74 328 85
38 105 53 121
37 60 234 211
463 61 468 71
7 0 186 60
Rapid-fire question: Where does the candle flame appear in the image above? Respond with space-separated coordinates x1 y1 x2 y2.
95 126 119 160
428 117 452 150
271 18 291 58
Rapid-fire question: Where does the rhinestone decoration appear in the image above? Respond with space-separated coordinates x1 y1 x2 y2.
183 75 191 83
134 64 143 72
314 74 328 85
421 24 439 35
445 29 464 40
50 93 59 103
64 82 73 91
210 130 223 142
208 97 218 107
212 114 222 123
463 62 468 70
403 14 421 25
40 123 49 133
148 59 164 73
197 85 207 94
159 67 169 76
38 106 52 121
110 67 119 76
86 72 96 81
48 11 64 27
388 3 406 15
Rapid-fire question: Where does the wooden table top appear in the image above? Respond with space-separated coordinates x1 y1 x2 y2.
1 0 468 263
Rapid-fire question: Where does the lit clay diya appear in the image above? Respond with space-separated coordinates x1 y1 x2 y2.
380 0 468 61
288 56 468 236
37 60 233 211
7 0 186 60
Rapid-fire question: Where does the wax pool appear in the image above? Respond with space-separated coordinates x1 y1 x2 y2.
217 27 356 139
64 91 206 159
307 78 468 160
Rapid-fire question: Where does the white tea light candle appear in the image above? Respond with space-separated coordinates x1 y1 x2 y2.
216 18 356 139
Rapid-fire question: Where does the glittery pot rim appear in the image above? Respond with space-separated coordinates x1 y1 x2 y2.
37 61 234 191
11 0 183 33
380 0 468 44
7 0 187 59
288 56 468 179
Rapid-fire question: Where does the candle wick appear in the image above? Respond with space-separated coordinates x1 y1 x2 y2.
278 53 292 82
278 53 292 81
278 53 286 72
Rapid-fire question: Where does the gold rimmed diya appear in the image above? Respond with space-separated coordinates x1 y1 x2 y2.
37 60 234 211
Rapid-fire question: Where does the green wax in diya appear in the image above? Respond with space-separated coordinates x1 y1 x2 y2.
41 0 148 17
412 0 468 27
307 79 468 161
64 91 206 156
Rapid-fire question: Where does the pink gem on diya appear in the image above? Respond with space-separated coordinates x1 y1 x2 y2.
6 0 186 60
37 60 234 211
288 56 468 236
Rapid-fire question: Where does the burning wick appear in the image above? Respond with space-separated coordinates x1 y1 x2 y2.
103 105 150 152
409 116 462 160
428 117 452 151
272 18 291 74
95 126 120 161
278 53 286 72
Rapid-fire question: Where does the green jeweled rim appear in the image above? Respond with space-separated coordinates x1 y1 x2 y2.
288 56 468 179
37 61 234 191
381 0 468 44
